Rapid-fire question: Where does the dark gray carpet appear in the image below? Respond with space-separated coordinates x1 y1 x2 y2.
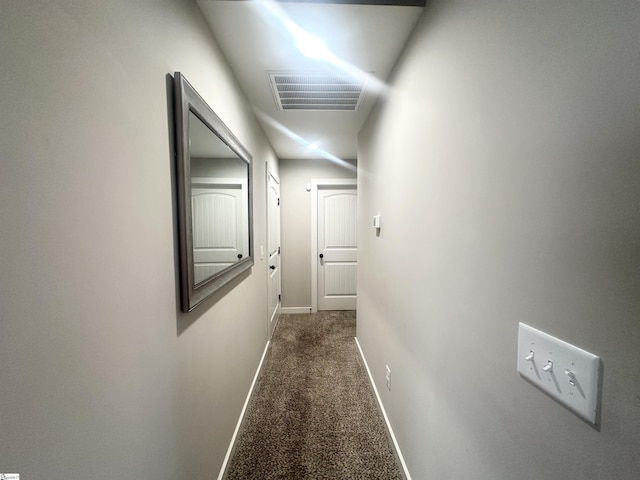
224 311 404 480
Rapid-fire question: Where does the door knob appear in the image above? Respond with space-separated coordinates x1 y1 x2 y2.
237 254 243 259
319 253 324 259
269 265 276 270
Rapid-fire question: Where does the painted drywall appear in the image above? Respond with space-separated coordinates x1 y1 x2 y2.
357 0 640 479
191 158 247 178
0 1 277 479
279 158 356 309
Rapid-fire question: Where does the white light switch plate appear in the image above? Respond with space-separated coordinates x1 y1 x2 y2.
517 323 602 425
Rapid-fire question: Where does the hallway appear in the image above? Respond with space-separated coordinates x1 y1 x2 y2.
224 312 403 479
2 2 639 479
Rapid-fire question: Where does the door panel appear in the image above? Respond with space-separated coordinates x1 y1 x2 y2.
318 187 357 310
324 263 357 296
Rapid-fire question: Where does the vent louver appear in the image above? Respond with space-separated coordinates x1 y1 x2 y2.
268 72 366 111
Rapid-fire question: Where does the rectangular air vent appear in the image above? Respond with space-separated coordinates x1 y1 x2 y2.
268 72 366 111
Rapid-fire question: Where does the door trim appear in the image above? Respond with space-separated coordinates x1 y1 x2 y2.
310 178 357 313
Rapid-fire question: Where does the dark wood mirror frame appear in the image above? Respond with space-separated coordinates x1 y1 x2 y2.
174 72 254 312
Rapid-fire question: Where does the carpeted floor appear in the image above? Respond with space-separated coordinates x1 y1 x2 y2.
224 311 405 480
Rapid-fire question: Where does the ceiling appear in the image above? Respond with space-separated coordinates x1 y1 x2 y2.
197 0 424 161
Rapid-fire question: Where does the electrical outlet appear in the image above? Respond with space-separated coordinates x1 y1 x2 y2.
385 365 391 391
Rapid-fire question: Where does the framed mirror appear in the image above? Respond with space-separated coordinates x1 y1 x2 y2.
174 72 253 312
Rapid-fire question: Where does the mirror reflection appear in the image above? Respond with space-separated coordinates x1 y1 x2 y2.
174 72 253 312
189 111 250 285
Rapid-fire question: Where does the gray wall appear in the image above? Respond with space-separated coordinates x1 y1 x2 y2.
191 157 247 178
279 158 356 309
0 1 277 478
357 0 640 479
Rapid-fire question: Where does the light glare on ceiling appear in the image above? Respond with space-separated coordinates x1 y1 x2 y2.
257 0 388 95
294 30 331 60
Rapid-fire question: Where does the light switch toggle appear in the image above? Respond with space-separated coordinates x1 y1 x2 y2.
524 351 535 362
542 361 553 373
564 369 576 386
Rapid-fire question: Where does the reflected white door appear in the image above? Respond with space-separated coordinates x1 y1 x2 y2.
191 178 247 285
267 172 281 336
317 186 357 310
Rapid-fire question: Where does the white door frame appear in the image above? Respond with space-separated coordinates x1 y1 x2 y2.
310 178 357 313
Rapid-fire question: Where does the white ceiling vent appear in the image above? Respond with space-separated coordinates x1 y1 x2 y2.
268 72 366 111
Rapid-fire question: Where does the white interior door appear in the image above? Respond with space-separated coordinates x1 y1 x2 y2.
191 178 248 285
317 185 357 310
267 172 281 336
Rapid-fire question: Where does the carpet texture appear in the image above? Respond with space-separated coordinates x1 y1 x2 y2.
224 311 404 480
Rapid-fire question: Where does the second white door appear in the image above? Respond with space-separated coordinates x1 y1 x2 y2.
267 172 281 336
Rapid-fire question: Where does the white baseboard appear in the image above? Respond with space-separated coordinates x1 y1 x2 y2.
281 307 312 314
354 337 412 480
217 341 270 480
